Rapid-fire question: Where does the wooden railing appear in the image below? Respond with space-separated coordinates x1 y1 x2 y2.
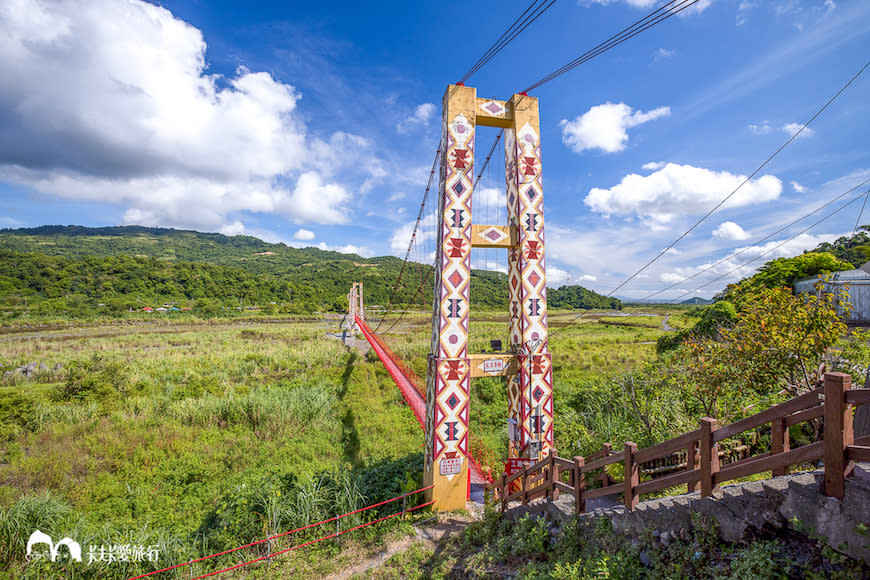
490 372 870 513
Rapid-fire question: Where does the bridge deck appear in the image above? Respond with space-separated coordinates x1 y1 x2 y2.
355 317 488 486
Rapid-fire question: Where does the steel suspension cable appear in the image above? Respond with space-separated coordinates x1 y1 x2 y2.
459 0 559 85
522 0 701 93
374 150 440 332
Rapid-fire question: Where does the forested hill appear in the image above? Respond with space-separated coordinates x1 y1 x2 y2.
0 225 620 315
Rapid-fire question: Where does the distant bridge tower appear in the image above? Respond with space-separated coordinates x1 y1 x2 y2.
425 85 553 510
345 282 364 332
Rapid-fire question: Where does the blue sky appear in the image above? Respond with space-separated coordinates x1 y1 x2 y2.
1 0 868 299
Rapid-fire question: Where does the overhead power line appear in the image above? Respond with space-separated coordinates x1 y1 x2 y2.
523 0 702 93
671 186 870 302
640 176 870 302
605 59 870 299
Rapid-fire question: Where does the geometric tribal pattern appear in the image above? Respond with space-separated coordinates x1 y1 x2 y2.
425 107 474 484
505 116 554 460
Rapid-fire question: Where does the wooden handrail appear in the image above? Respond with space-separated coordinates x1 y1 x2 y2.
713 387 822 443
488 376 867 515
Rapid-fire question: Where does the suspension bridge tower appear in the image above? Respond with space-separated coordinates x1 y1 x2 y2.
425 85 554 510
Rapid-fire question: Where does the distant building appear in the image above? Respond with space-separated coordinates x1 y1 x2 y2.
794 262 870 325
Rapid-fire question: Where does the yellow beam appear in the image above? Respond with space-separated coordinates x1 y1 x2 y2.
470 224 516 248
475 97 513 128
468 353 518 378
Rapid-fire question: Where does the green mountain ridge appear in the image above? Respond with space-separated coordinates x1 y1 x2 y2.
0 225 620 315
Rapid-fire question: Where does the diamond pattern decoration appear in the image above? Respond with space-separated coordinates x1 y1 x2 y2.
453 181 465 195
446 393 460 410
480 100 507 116
448 270 464 288
480 226 508 244
533 386 544 402
528 271 540 287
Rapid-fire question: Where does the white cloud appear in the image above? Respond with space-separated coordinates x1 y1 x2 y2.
547 266 571 287
748 122 814 138
315 242 374 258
582 0 710 14
293 228 315 241
712 221 751 241
397 103 436 133
584 163 782 226
791 180 806 193
654 48 675 60
657 232 845 292
825 0 836 11
389 213 438 256
561 103 670 154
387 192 405 202
642 161 665 171
0 0 379 233
781 122 813 138
737 1 758 25
579 274 598 282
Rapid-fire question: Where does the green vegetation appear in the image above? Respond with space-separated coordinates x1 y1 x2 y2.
0 226 619 319
371 509 869 578
549 285 622 310
0 320 427 578
2 225 869 577
718 251 851 304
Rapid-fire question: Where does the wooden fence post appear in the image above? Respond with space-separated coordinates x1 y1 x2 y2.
771 416 790 477
521 464 529 505
824 372 853 499
687 440 700 493
624 442 639 510
700 418 720 497
551 449 560 501
574 456 586 514
500 473 507 512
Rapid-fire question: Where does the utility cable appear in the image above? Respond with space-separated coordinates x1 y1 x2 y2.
639 176 870 302
670 187 870 302
605 59 869 299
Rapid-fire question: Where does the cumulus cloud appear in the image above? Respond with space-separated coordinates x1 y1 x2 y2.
390 213 438 256
561 103 670 154
0 0 380 232
397 103 436 133
584 163 782 226
791 180 806 193
658 232 844 290
547 266 571 287
712 221 751 241
293 228 315 241
642 161 665 171
654 48 675 60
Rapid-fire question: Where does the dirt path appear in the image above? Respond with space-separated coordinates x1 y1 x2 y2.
662 315 674 332
328 516 472 580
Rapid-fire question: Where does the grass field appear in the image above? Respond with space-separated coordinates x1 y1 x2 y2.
0 306 696 578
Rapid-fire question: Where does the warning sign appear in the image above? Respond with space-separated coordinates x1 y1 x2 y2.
505 457 531 475
439 457 462 476
483 358 504 373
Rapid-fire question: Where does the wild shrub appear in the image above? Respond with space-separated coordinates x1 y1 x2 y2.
55 354 129 410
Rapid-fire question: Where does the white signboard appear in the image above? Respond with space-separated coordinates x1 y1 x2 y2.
439 457 462 476
483 358 504 373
